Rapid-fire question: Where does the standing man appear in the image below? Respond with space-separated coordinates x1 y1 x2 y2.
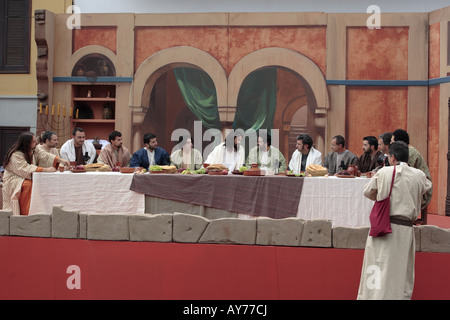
130 133 170 170
323 135 358 175
60 127 97 165
36 130 60 156
246 133 286 173
357 136 383 173
357 141 432 300
288 134 322 174
97 131 131 168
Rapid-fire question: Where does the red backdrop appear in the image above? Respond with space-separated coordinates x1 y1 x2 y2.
0 236 448 300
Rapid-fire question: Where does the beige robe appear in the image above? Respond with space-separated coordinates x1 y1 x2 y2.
170 148 203 170
97 144 131 168
357 163 432 300
2 148 56 215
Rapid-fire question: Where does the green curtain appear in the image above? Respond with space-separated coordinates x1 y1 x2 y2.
173 67 221 130
233 67 277 131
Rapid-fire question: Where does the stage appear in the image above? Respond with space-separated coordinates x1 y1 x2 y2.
0 235 448 300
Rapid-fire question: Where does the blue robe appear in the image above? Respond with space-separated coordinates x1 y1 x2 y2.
129 147 170 170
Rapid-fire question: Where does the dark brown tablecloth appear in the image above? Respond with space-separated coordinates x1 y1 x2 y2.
130 174 304 219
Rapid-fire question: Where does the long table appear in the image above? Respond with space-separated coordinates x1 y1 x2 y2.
29 172 145 215
29 172 374 227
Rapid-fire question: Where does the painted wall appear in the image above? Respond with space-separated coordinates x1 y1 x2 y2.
41 8 450 215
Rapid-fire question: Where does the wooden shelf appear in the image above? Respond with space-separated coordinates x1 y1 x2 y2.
72 119 115 123
73 97 116 102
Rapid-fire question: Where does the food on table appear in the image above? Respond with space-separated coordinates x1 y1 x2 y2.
150 165 163 171
306 164 328 176
84 163 111 172
207 164 228 175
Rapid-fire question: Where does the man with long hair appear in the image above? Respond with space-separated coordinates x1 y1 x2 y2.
2 132 70 215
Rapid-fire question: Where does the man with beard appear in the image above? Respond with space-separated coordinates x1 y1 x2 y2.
98 131 131 168
357 136 382 173
2 132 70 215
288 134 322 174
36 130 60 156
246 132 286 173
60 127 97 165
204 131 245 173
130 132 170 170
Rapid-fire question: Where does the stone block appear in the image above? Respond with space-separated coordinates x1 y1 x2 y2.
199 218 256 245
79 213 88 239
87 213 129 241
10 214 52 238
52 206 80 239
256 217 304 246
300 219 332 248
173 212 210 243
129 214 172 242
419 225 450 253
414 226 421 252
332 226 369 249
0 210 12 236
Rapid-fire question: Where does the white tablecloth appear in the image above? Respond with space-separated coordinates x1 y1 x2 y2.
29 172 145 215
296 176 373 227
239 176 374 227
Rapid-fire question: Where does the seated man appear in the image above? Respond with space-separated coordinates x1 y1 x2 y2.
97 131 131 168
170 136 203 170
246 133 286 173
288 134 322 174
391 128 432 209
376 132 392 169
60 127 97 165
36 130 60 156
357 136 382 173
2 132 70 215
130 133 170 170
323 135 358 175
204 131 245 172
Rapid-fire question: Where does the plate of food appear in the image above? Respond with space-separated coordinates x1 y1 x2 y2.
70 165 86 173
207 164 228 175
335 170 355 178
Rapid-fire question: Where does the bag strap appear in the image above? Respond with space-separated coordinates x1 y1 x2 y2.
388 165 396 197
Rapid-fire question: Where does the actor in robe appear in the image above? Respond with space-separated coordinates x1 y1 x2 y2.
36 130 60 156
97 131 131 167
204 131 245 172
357 136 383 173
288 134 322 174
357 141 432 300
60 127 97 165
246 133 286 173
2 132 70 215
130 132 170 170
323 135 358 175
391 129 432 209
170 136 203 170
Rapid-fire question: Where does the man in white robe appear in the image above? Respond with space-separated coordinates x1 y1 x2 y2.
204 132 245 172
357 141 432 300
288 134 322 174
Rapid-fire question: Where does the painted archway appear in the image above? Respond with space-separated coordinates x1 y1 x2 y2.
129 46 228 150
228 48 329 158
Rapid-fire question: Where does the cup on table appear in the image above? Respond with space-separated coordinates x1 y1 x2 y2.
59 166 65 172
116 162 122 168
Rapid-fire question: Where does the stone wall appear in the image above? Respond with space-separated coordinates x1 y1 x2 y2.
0 206 449 253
